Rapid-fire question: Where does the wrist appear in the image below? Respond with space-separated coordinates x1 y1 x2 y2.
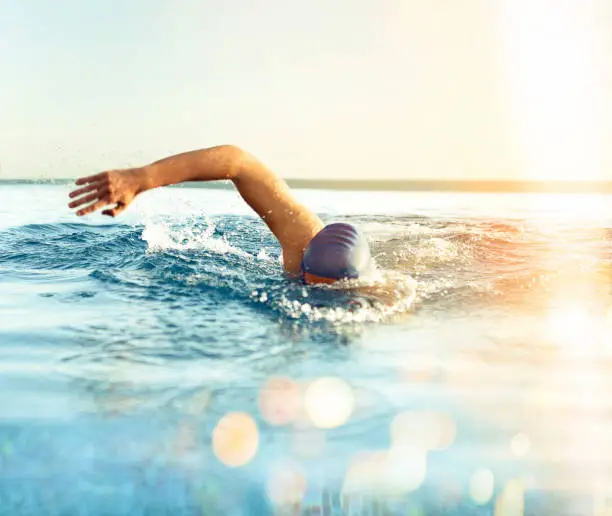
137 165 157 192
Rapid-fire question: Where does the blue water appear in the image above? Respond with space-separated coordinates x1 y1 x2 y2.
1 184 612 515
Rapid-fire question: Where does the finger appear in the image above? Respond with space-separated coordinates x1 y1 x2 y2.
77 197 111 217
69 190 107 209
69 183 102 199
102 203 127 218
75 172 106 186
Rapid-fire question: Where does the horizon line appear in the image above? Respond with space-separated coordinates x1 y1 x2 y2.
1 178 612 193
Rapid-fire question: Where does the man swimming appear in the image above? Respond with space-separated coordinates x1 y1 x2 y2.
68 145 372 285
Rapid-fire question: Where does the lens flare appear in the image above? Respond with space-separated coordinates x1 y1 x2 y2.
304 377 355 429
385 444 428 493
212 412 259 468
341 451 388 498
266 460 307 509
391 411 456 451
258 376 302 426
341 447 427 500
494 479 525 516
470 469 495 505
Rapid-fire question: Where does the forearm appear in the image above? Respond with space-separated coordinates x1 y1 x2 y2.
137 144 304 226
139 145 246 192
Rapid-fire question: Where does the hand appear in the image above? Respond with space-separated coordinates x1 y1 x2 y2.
68 168 145 217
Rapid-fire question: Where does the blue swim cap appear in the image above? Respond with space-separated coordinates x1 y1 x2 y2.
300 223 372 284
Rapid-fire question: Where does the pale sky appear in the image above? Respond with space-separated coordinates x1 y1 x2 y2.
1 0 610 180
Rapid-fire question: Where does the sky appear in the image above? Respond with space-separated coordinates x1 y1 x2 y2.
0 0 610 180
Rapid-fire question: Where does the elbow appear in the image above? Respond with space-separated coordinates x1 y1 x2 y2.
218 144 245 156
218 144 253 181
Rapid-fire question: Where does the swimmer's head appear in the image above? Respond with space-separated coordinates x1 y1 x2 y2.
300 223 372 285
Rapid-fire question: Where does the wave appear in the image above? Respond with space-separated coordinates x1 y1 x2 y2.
2 215 610 330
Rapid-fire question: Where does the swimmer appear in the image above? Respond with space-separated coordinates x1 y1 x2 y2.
68 145 372 285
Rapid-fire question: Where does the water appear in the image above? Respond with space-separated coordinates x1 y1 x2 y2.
1 183 611 515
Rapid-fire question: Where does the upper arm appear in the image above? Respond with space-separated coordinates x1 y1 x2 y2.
232 151 324 274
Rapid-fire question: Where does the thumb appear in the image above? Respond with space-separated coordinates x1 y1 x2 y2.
102 202 127 217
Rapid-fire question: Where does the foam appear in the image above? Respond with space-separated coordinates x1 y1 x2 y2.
141 216 254 260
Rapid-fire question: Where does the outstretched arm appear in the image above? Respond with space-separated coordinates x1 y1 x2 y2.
68 145 324 274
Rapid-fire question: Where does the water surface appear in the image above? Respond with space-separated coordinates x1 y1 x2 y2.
1 184 611 515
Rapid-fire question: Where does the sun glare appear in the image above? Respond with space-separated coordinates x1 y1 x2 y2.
498 0 604 181
546 304 600 352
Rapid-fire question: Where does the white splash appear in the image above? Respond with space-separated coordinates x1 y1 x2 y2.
253 271 418 325
140 216 252 259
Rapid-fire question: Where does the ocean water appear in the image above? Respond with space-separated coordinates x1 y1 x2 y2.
1 183 611 515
